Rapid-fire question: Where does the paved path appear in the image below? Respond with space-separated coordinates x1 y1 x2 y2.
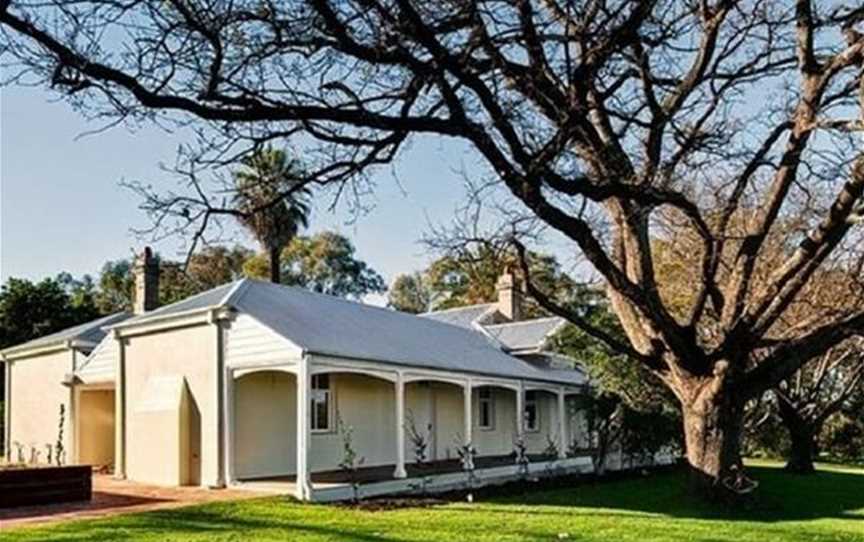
0 475 264 529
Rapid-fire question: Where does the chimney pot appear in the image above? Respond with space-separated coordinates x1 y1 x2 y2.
133 247 160 314
496 267 523 321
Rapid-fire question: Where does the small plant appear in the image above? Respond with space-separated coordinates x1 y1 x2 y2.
405 411 432 467
55 404 66 466
336 414 365 503
454 435 478 501
13 441 25 464
28 446 40 465
543 435 560 460
513 434 530 478
45 444 54 465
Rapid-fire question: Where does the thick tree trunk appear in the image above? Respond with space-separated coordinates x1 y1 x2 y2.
268 246 281 284
777 399 816 474
786 426 816 474
680 382 751 501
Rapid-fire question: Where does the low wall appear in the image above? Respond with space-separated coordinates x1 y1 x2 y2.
0 466 92 508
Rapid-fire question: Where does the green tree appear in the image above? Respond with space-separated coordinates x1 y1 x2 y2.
233 147 311 284
96 246 253 312
0 277 99 349
415 245 574 315
388 273 432 314
245 231 385 299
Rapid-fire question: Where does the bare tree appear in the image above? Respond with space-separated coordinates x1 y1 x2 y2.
3 0 864 499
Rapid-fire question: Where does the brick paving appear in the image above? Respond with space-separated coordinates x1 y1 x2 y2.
0 475 264 529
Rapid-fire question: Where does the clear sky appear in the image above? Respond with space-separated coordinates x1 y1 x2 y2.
1 83 497 295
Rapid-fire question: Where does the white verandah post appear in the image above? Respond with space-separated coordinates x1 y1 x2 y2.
394 372 407 479
222 367 235 486
515 382 525 439
557 388 568 459
463 380 473 469
296 356 312 500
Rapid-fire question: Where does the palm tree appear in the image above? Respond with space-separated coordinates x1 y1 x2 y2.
233 147 311 283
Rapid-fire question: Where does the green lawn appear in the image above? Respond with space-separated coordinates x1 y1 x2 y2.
4 462 864 541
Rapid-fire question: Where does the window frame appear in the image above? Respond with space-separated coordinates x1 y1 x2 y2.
477 388 495 431
524 391 540 433
310 373 334 434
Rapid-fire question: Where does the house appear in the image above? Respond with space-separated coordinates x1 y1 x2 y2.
2 249 601 502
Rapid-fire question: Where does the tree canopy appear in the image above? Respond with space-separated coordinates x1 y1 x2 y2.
245 231 386 299
233 147 312 283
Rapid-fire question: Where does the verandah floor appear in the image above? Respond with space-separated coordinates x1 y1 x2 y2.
241 454 558 486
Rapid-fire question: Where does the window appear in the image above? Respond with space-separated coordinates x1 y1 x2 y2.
524 391 540 432
311 374 332 432
478 388 495 430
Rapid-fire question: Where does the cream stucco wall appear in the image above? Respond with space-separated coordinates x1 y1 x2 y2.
8 349 74 463
76 388 115 467
310 373 398 471
124 324 217 486
234 371 296 479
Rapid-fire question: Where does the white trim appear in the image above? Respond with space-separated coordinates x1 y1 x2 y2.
232 362 299 379
310 374 334 434
223 366 236 486
295 353 312 500
477 387 495 431
462 379 474 469
4 360 11 458
114 332 127 479
516 381 525 438
557 388 568 459
393 372 407 479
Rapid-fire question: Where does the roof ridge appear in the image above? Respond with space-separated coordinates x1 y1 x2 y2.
484 316 564 328
242 278 521 338
419 303 494 315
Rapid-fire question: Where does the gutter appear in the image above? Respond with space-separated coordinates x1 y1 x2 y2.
0 339 94 362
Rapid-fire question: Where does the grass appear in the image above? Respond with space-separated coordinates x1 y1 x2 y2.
3 462 863 541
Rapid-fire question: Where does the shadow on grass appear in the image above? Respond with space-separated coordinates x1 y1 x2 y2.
482 464 864 523
7 505 413 542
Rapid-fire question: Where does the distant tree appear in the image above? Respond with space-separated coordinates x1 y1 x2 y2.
551 290 681 465
233 148 311 284
412 243 575 315
185 246 254 291
388 273 432 314
245 231 386 299
774 341 864 473
95 260 135 314
96 246 252 312
0 277 99 349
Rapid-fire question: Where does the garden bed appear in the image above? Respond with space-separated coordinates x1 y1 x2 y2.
0 465 92 508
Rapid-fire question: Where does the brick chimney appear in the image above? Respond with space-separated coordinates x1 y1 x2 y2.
133 247 160 314
496 267 523 322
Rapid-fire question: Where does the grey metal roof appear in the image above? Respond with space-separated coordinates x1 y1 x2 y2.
119 282 237 326
419 304 496 329
484 318 566 353
1 312 131 356
231 280 582 385
108 278 584 386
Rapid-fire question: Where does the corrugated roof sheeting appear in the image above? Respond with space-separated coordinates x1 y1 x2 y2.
484 318 566 352
419 304 496 329
232 281 582 385
119 282 236 326
2 312 131 355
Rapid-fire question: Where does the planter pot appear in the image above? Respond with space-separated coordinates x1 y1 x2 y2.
0 465 92 508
